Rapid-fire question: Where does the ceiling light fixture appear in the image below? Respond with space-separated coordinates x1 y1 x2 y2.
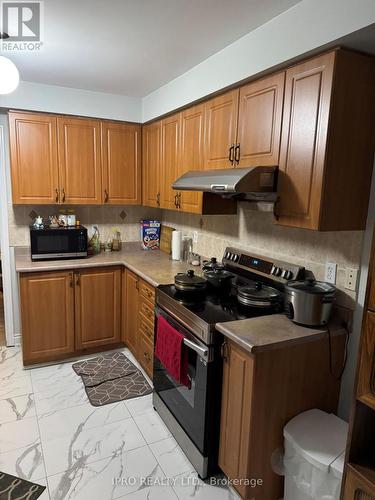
0 56 20 94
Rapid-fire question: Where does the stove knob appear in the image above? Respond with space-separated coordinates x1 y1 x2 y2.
273 266 282 277
281 269 288 279
225 252 231 260
286 270 294 280
233 254 239 262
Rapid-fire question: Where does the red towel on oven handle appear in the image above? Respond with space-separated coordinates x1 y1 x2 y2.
155 315 190 388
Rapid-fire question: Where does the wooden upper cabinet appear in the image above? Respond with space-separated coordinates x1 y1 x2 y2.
178 103 205 213
160 113 181 210
75 266 122 350
57 116 102 204
20 271 75 364
142 121 161 208
204 89 239 170
277 49 375 230
9 111 59 204
237 72 284 167
101 122 141 205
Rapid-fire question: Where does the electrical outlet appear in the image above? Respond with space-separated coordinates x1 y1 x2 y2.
325 262 337 284
345 268 359 291
193 231 198 244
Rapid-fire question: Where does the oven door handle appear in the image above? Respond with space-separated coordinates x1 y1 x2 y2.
183 337 208 360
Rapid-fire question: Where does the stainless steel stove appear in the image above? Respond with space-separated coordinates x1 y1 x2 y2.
153 247 304 479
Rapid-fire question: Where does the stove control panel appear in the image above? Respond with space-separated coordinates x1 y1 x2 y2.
223 247 304 282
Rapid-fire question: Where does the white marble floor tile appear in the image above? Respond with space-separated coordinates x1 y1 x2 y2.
0 347 24 380
33 381 88 415
125 393 153 417
118 484 178 500
0 442 46 481
0 372 33 399
34 478 50 500
133 408 171 444
47 445 165 500
172 470 241 500
42 417 147 477
150 437 192 479
0 394 35 423
38 401 131 442
0 416 40 453
30 362 81 393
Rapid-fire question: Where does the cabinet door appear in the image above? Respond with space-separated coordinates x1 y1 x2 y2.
369 260 375 312
204 89 239 170
20 271 75 364
343 467 375 499
75 267 122 350
160 113 181 210
101 122 141 205
9 111 59 204
357 311 375 410
58 116 102 204
178 104 205 213
142 121 161 208
219 341 254 498
277 52 335 229
123 270 139 355
237 72 285 167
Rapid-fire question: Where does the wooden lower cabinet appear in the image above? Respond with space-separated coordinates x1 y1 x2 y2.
20 266 123 365
219 336 345 499
123 270 140 355
122 269 155 378
75 267 122 350
20 271 75 364
343 465 375 499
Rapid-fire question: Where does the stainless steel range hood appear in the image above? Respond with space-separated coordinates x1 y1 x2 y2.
172 166 277 200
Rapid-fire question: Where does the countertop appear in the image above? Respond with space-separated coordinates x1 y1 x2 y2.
14 242 194 287
216 314 346 354
15 243 346 353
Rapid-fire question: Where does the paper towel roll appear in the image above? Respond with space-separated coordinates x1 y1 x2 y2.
171 230 182 261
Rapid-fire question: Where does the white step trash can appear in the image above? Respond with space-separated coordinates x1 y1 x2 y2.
283 409 348 500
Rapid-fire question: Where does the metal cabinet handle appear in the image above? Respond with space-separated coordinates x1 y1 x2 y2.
135 279 139 290
61 188 66 202
228 144 235 164
178 192 182 209
221 341 228 361
273 196 280 221
69 273 73 287
76 273 80 286
174 193 179 208
156 192 160 206
235 143 240 164
55 188 59 203
104 189 109 203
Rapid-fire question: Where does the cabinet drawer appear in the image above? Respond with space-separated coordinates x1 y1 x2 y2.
343 466 375 499
139 299 155 324
140 280 155 303
138 334 153 378
139 313 154 344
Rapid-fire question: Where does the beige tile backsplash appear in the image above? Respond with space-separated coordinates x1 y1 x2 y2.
8 202 363 309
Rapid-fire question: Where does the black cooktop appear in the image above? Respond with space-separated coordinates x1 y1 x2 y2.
158 278 284 326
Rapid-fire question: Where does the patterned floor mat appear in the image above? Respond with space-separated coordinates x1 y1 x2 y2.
0 472 45 499
72 352 152 406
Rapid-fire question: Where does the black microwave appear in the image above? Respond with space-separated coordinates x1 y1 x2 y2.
30 226 88 261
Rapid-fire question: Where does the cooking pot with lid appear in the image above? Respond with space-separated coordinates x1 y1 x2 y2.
285 278 336 327
174 270 207 292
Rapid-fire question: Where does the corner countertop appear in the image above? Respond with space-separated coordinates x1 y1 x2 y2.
216 314 346 354
14 242 194 287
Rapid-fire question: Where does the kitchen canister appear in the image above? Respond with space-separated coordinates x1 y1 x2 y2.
171 230 182 261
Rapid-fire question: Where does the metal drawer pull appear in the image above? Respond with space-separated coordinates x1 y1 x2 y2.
183 337 208 360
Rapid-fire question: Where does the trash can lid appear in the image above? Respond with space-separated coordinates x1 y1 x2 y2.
283 409 348 472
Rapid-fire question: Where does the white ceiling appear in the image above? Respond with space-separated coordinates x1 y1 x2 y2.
6 0 301 97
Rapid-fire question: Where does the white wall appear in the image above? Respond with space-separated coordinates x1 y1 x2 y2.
0 81 142 122
142 0 375 121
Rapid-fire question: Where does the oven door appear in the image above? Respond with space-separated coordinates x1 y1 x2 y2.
153 306 215 454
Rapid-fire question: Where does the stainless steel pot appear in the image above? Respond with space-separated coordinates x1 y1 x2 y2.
285 278 335 327
174 270 207 292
